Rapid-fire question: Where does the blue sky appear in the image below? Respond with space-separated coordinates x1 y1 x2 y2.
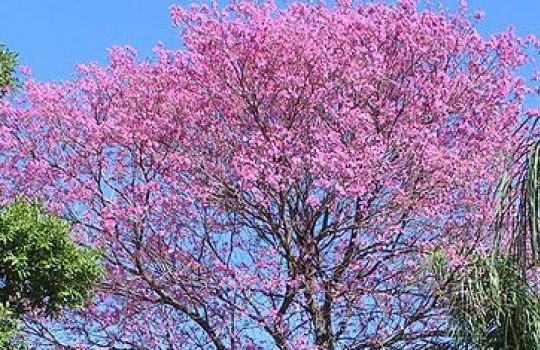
1 0 539 81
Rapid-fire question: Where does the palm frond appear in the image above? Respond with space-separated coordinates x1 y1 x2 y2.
429 251 540 350
494 141 540 273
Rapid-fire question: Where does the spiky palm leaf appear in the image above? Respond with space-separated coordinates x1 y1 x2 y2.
429 140 540 349
429 250 540 350
494 141 540 272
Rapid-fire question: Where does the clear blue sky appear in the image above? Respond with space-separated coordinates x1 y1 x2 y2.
1 0 539 81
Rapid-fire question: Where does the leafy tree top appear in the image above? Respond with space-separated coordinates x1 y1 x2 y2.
0 44 17 95
0 199 103 317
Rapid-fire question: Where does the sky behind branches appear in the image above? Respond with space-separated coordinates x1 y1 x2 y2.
1 0 539 81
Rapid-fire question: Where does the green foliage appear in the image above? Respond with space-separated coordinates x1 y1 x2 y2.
0 303 25 350
430 251 540 350
0 302 18 348
0 199 103 318
0 199 103 347
494 141 540 273
0 43 18 94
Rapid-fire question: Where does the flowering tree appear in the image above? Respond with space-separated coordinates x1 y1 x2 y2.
0 1 537 348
